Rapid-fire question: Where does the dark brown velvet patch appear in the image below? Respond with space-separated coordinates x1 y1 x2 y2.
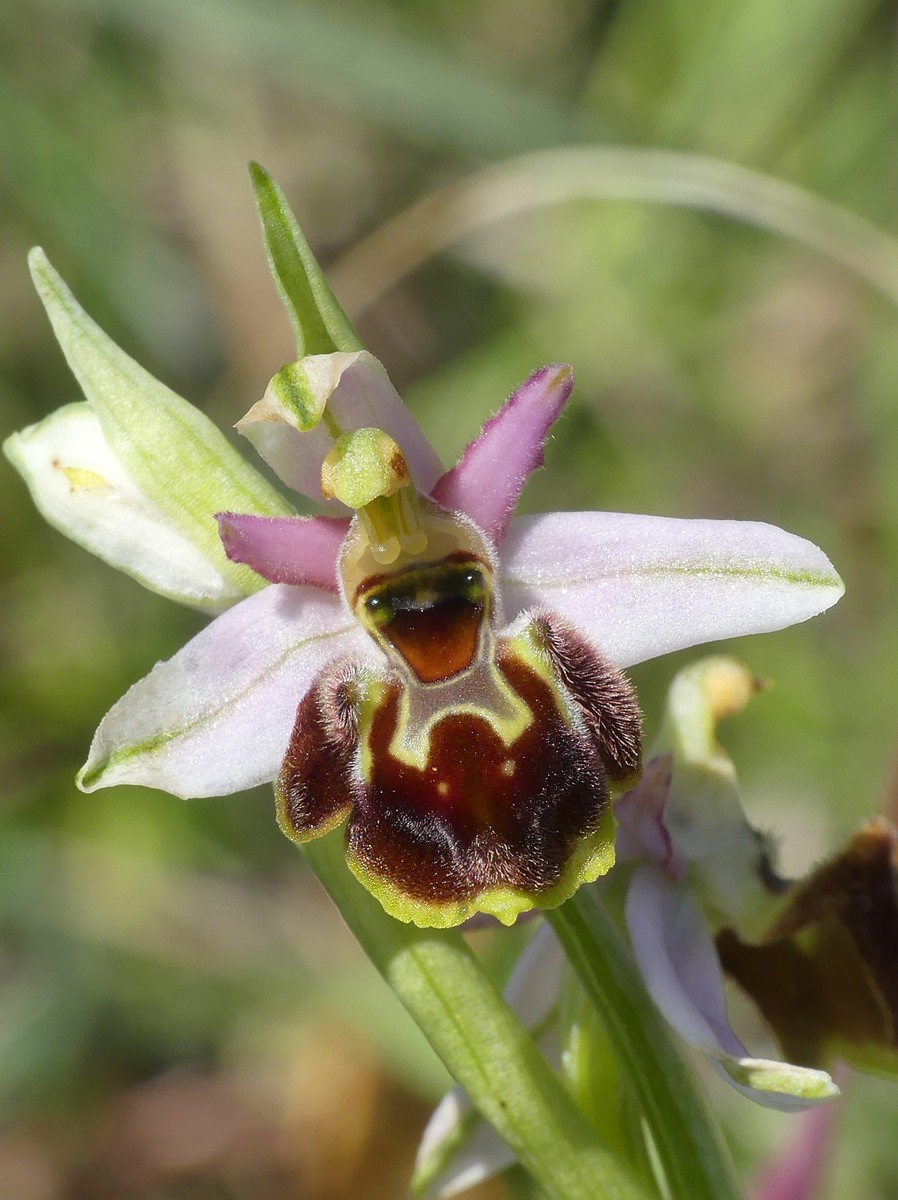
530 612 642 781
718 820 898 1068
277 661 362 839
346 651 610 904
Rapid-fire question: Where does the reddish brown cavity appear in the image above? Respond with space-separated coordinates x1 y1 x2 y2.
359 556 488 684
380 596 482 682
346 652 610 905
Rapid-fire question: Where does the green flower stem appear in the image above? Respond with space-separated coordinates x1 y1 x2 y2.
303 834 651 1200
548 891 744 1200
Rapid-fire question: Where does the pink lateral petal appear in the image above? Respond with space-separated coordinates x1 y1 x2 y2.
217 512 348 592
614 754 684 877
431 364 574 542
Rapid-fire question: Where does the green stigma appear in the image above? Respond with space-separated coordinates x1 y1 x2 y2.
321 427 428 564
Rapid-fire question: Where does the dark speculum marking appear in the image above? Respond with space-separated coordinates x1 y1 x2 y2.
359 556 488 683
277 660 363 840
530 612 642 781
718 819 898 1068
346 650 610 904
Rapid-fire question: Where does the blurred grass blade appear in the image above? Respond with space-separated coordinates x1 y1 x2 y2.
0 71 210 360
303 835 651 1200
249 163 363 358
548 892 744 1200
28 248 294 596
60 0 590 158
330 147 898 315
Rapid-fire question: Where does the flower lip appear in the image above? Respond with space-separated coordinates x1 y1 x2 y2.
344 643 616 925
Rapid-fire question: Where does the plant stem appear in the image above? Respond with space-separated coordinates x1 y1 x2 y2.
548 891 744 1200
303 834 650 1200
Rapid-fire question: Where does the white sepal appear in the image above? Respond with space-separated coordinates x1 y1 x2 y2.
237 350 443 503
501 511 844 669
5 404 243 612
625 866 838 1112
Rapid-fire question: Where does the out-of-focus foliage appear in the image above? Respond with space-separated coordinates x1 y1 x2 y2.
3 1 898 1196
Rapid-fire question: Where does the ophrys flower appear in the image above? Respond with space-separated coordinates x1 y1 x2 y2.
5 175 844 930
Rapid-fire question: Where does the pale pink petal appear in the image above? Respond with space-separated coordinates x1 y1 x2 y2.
501 511 844 668
500 920 566 1027
625 866 836 1111
217 512 347 591
78 584 374 798
614 755 683 876
415 1091 515 1199
627 866 745 1056
431 365 573 541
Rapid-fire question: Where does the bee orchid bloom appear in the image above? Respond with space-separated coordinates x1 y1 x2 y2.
7 255 844 929
415 658 852 1199
620 659 898 1089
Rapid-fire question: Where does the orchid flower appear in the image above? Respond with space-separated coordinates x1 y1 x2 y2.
623 659 898 1089
5 169 844 934
416 657 850 1198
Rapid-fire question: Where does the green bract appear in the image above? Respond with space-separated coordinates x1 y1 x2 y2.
8 249 295 609
249 161 362 357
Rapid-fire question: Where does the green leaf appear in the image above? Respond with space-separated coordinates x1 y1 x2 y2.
303 834 651 1200
28 248 293 598
548 894 744 1200
249 162 363 358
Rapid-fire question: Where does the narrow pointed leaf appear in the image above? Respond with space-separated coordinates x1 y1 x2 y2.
28 249 293 596
249 161 363 356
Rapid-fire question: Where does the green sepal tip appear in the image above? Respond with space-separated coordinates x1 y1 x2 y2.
249 161 363 358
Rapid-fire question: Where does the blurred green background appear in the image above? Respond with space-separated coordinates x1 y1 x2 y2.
3 0 898 1196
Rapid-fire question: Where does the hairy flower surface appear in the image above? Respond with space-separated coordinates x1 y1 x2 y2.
417 657 898 1197
6 233 844 929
